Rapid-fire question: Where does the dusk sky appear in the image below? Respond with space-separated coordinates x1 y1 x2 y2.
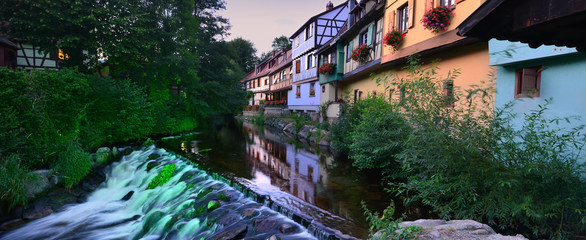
220 0 348 56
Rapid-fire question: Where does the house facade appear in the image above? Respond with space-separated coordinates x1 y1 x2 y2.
490 40 586 129
371 0 492 109
338 0 385 103
267 48 293 105
458 0 586 131
247 60 271 106
289 1 349 115
0 37 61 70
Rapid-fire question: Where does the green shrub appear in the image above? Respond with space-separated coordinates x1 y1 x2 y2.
53 141 93 188
387 57 586 238
253 113 265 126
349 100 410 175
147 163 176 189
363 201 421 240
330 96 390 153
83 76 155 149
0 154 32 211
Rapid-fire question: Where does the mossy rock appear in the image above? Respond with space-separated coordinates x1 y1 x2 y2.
95 147 112 164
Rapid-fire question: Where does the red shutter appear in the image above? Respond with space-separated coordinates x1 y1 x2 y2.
296 60 301 73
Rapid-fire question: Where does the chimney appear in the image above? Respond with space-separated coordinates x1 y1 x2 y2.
326 1 334 10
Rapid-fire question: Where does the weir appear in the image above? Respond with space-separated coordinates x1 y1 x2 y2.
0 146 316 240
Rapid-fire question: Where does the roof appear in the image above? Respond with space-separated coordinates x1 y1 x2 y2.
457 0 586 52
268 49 292 74
290 1 349 39
0 37 18 49
336 1 384 43
240 70 255 83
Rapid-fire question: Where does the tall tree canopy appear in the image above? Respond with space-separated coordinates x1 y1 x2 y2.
228 38 258 73
0 0 248 128
271 35 292 51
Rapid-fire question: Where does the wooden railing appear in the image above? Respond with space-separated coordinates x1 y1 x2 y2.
270 78 292 91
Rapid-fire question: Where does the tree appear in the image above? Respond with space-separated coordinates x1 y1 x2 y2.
1 0 248 130
228 38 258 73
271 35 292 51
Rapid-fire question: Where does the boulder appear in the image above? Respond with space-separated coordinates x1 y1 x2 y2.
283 123 296 135
25 170 53 199
95 147 112 164
396 219 528 240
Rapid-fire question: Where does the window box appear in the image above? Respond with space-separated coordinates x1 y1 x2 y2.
422 6 454 33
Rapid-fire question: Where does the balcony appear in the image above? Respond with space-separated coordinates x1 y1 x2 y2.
270 78 292 92
251 84 270 93
293 68 318 82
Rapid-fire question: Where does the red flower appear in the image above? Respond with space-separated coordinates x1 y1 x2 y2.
383 29 406 50
350 44 371 63
319 62 336 75
421 6 454 33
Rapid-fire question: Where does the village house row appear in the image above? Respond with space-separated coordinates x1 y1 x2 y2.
240 0 586 130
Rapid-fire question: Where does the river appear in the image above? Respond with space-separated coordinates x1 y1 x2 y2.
0 117 431 240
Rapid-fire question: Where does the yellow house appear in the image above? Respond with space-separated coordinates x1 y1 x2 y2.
338 0 493 108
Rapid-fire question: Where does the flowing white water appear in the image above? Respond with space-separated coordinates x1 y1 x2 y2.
1 146 315 240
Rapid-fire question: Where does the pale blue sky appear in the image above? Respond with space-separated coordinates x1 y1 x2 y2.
221 0 347 55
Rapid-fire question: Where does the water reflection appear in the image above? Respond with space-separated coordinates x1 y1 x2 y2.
159 119 431 239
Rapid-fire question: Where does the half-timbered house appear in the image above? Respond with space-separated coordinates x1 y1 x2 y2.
288 1 349 117
265 48 293 116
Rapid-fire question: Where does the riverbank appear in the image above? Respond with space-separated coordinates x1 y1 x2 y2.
240 115 333 147
0 145 132 229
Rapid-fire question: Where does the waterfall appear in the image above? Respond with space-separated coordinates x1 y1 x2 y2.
1 146 315 240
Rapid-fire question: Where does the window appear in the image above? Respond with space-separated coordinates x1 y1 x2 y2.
265 78 268 85
296 59 301 73
306 23 314 40
360 31 369 45
443 79 454 107
322 85 326 93
309 83 315 96
296 85 301 98
307 54 314 69
440 0 455 8
515 67 541 98
354 89 359 103
397 4 409 32
346 44 352 62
